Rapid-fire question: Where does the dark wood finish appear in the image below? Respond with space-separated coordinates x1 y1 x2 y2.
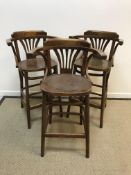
41 74 91 96
69 30 123 128
7 30 57 129
18 57 57 72
45 133 85 138
31 38 106 157
74 55 112 71
0 97 6 105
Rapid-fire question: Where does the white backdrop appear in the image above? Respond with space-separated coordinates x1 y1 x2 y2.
0 0 131 98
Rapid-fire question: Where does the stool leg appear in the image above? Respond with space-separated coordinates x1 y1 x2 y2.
80 105 83 125
25 72 31 129
100 72 107 128
84 95 90 158
46 95 53 124
49 105 52 124
80 96 83 125
66 97 71 118
19 71 24 108
105 70 110 108
58 97 63 117
41 93 47 157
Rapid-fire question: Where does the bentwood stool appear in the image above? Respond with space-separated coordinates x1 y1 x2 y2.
69 30 123 128
7 30 57 129
30 38 106 157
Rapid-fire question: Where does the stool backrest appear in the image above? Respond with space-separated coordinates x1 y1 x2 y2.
84 30 123 65
7 30 47 67
33 38 105 76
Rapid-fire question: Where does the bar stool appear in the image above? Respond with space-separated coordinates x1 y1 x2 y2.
7 30 57 129
30 38 106 157
69 30 123 128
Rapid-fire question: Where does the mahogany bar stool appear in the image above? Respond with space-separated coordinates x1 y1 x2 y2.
6 30 57 129
69 30 123 128
30 38 106 157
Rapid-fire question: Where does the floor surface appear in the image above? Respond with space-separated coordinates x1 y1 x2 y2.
0 98 131 175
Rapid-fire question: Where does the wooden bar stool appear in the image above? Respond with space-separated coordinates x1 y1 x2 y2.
69 30 123 128
30 38 106 157
7 31 57 129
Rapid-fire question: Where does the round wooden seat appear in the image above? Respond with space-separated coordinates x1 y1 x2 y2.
18 57 57 72
74 56 112 72
40 74 92 96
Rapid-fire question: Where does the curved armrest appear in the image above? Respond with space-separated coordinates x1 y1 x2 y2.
6 38 12 46
119 39 124 45
27 47 44 59
89 48 107 60
69 35 84 39
46 35 58 39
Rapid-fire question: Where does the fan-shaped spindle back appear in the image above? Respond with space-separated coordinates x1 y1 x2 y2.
11 30 47 62
84 30 119 61
53 47 84 73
